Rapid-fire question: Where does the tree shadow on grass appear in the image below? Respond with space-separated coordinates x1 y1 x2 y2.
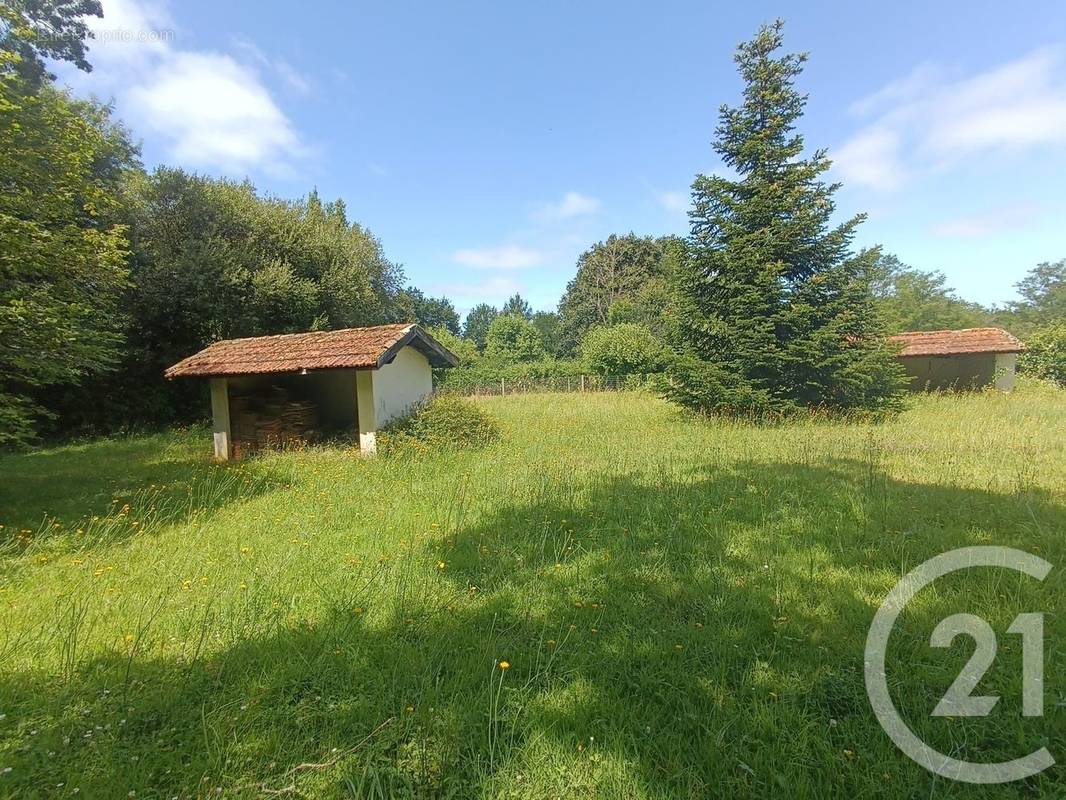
0 461 1062 798
0 430 285 553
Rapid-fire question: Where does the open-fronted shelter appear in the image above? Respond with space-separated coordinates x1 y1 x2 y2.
166 323 457 459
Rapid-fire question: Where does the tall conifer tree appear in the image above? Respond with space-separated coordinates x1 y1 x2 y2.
668 21 905 414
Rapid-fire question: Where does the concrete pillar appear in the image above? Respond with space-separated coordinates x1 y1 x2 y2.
994 353 1017 392
209 377 231 460
355 369 377 454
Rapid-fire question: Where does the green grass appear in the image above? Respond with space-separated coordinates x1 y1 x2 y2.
0 383 1063 798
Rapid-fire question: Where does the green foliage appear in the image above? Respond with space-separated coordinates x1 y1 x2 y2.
64 168 409 428
426 326 479 366
484 314 546 362
531 310 561 356
1019 322 1066 385
870 253 992 333
462 303 498 350
378 394 499 454
501 292 533 320
580 323 665 375
0 0 102 86
0 78 136 446
435 357 583 391
558 233 678 354
998 260 1065 337
668 21 905 416
403 286 460 333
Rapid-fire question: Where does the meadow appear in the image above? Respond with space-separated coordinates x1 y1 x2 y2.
0 385 1063 799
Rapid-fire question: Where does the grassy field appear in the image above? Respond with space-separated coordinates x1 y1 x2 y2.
0 384 1063 798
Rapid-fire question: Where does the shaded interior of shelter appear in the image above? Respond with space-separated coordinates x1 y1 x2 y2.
226 369 360 455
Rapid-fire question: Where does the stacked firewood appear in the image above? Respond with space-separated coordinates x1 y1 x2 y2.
229 388 319 457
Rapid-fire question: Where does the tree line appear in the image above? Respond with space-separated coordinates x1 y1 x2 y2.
2 8 1063 446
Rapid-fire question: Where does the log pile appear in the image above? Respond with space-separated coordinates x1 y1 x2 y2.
229 388 319 458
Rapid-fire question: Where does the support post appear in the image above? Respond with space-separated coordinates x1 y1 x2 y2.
356 369 378 454
209 377 231 461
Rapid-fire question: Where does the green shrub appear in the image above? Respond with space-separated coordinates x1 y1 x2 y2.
435 358 584 391
1019 322 1066 385
580 323 665 375
484 315 545 362
378 395 500 454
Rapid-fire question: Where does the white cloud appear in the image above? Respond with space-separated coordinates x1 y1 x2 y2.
930 203 1039 238
832 129 904 191
451 245 543 270
835 47 1066 190
61 0 306 173
655 190 688 214
429 276 523 311
534 191 600 221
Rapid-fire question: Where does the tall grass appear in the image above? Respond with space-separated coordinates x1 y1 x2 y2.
0 382 1062 798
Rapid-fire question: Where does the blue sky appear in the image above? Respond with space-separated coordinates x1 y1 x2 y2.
61 0 1066 316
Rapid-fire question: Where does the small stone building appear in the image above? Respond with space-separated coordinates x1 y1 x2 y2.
166 323 457 459
888 328 1026 391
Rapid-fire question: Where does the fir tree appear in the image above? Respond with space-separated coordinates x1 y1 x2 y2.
668 21 905 415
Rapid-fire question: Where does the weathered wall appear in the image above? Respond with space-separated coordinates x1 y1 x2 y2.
372 346 433 426
994 353 1017 391
899 353 1015 391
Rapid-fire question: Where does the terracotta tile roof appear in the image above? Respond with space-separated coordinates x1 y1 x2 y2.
165 323 458 378
888 328 1026 358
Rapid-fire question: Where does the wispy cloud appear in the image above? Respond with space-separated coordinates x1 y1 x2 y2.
834 47 1066 190
655 190 688 214
429 276 524 314
533 191 601 221
930 203 1039 238
452 245 543 270
62 0 307 174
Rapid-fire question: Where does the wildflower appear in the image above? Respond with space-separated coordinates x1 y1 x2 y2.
498 661 510 670
547 639 557 647
436 561 446 571
124 634 135 644
239 582 248 590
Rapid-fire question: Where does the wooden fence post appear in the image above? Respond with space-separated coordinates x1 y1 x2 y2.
501 378 506 395
580 375 586 392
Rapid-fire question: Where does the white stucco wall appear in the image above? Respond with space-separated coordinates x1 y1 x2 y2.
371 345 433 427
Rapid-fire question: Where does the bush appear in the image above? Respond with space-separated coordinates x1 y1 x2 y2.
378 395 500 455
435 358 584 392
1019 323 1066 385
427 326 480 366
580 323 665 375
484 315 545 362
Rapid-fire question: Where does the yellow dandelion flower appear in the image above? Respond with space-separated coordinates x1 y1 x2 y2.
124 634 134 643
498 661 510 670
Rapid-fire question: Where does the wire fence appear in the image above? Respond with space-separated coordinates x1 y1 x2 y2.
439 374 662 397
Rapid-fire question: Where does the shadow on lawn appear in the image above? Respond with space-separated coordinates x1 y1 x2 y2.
0 460 1062 798
0 431 284 550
